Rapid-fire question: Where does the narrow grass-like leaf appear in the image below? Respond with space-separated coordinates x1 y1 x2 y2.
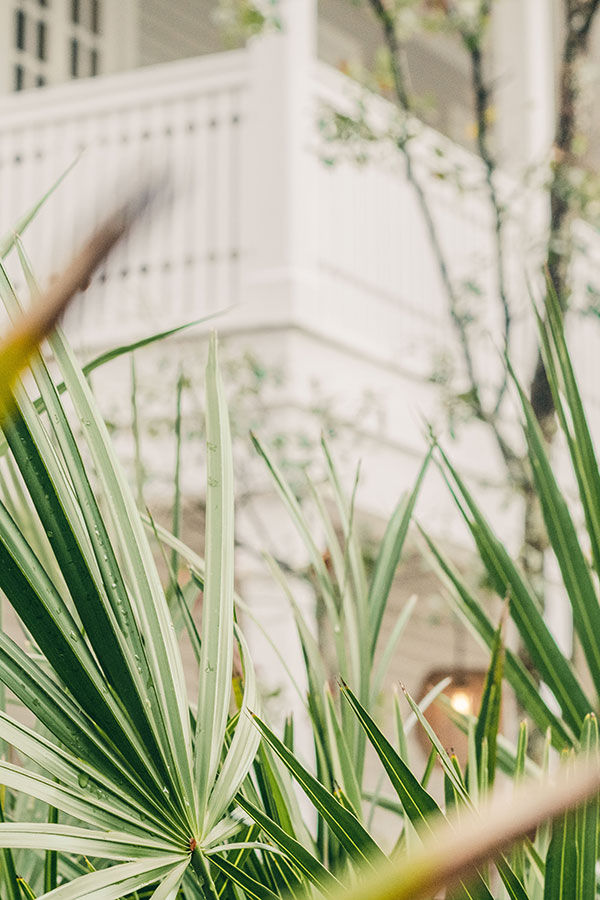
2 406 171 794
205 629 261 832
437 448 591 734
420 527 573 748
576 714 599 900
538 283 600 581
321 438 368 662
371 595 417 703
207 853 280 900
324 687 363 817
14 243 193 815
0 708 180 840
0 630 170 823
340 681 439 830
0 492 163 792
0 793 20 900
44 805 59 895
544 760 577 900
251 714 385 866
368 452 430 652
0 823 184 859
39 313 196 823
474 609 505 787
0 762 184 840
402 687 468 803
250 432 340 630
508 357 600 698
342 684 500 900
325 756 600 900
195 334 235 830
147 859 189 899
0 157 79 258
171 366 185 574
236 795 340 892
37 855 186 900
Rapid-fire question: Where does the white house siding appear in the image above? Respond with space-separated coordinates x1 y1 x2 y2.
138 0 225 67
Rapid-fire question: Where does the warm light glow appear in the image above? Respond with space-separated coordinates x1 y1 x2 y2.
449 689 473 716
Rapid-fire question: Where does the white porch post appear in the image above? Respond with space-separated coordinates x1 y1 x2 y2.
237 0 318 328
492 0 555 171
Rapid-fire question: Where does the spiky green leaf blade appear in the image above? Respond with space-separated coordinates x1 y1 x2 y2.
431 452 591 734
0 762 184 839
205 628 261 833
340 681 439 829
0 629 171 826
402 687 469 803
14 242 194 816
420 527 572 748
0 823 185 859
538 285 600 581
342 684 511 900
511 722 528 882
147 860 189 899
0 158 79 258
495 857 531 900
371 595 417 703
250 432 340 629
207 853 280 900
195 334 235 830
0 492 167 799
44 805 59 895
236 795 340 892
324 687 363 817
474 611 504 787
36 855 186 900
394 691 409 763
320 440 368 707
251 714 385 866
28 314 221 420
509 359 600 698
2 407 173 795
544 762 578 900
576 714 599 900
41 314 196 823
368 452 430 652
0 795 20 900
0 708 180 841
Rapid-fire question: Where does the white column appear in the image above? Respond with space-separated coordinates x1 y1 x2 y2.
492 0 555 171
236 0 318 329
522 0 556 167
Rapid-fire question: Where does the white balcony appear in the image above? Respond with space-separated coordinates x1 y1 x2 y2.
0 24 599 532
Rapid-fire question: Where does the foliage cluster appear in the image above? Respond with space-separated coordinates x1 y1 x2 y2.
0 185 598 900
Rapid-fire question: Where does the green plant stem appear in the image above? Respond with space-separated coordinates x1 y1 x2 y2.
190 848 220 900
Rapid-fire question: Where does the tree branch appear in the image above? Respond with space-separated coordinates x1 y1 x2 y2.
532 0 600 428
459 10 512 417
366 0 531 485
367 0 485 421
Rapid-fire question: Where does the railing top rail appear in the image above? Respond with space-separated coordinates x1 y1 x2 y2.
0 49 249 127
313 59 517 196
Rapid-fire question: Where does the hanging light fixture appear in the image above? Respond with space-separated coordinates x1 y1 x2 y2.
417 667 490 763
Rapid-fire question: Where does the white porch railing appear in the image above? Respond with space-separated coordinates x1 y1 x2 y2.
0 45 598 429
0 51 248 348
311 62 539 387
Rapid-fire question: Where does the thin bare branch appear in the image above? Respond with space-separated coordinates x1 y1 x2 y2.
459 14 512 416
